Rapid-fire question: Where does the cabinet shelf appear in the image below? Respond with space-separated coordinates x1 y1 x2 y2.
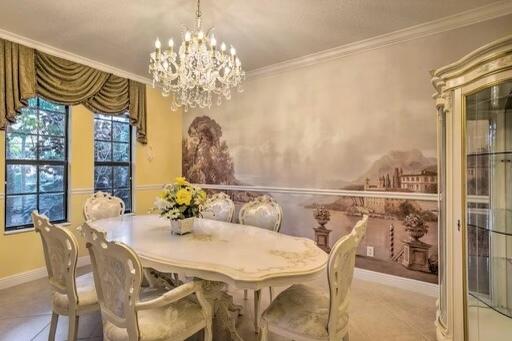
468 208 512 236
470 291 512 319
467 151 512 157
468 256 512 319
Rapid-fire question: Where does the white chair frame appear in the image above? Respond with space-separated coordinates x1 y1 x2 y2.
239 195 283 332
83 191 125 221
32 211 99 341
82 222 213 341
201 192 235 222
259 215 369 341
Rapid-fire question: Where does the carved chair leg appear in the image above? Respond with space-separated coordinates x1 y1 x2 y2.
254 289 261 333
259 320 269 341
203 324 213 341
244 289 248 300
68 315 79 341
49 312 59 341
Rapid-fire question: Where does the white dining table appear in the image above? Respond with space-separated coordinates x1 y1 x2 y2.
91 214 328 340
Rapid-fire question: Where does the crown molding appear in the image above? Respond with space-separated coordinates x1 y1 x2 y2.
247 0 512 78
1 1 510 84
0 28 152 85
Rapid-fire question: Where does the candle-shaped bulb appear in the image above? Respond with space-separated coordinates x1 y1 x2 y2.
168 38 174 48
155 38 161 49
230 46 236 56
185 31 191 42
236 57 241 66
210 34 217 47
198 31 204 40
220 42 227 51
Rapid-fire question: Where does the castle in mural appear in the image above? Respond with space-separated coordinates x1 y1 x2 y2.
183 115 439 283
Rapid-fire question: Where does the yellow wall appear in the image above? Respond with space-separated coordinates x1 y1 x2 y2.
0 86 182 280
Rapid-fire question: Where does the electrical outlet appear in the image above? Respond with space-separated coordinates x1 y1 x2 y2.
366 246 374 257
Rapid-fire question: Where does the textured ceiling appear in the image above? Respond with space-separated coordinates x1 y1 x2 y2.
0 0 503 76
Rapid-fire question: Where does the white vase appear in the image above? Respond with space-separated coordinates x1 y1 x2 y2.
170 217 195 235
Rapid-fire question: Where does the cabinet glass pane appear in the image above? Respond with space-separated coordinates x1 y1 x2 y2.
465 79 512 340
438 108 448 328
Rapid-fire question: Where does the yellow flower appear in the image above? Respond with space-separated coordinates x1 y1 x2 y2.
175 177 188 185
176 188 192 206
198 190 207 203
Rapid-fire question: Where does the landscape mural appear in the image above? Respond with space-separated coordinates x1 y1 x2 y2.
183 115 438 283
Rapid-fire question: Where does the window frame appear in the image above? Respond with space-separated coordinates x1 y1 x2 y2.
93 113 133 213
4 97 69 231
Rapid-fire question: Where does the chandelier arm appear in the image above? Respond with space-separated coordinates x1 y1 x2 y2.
149 0 243 111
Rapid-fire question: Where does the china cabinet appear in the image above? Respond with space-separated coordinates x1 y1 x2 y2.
432 35 512 340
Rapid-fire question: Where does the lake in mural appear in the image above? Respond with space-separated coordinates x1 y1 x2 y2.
182 115 438 283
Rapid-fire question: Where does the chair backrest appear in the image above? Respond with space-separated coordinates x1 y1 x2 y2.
84 191 125 221
32 211 79 306
201 192 235 222
238 195 283 232
353 215 369 245
82 222 143 338
326 215 368 336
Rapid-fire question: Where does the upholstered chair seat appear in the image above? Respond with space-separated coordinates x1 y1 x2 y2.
32 211 100 341
260 284 348 340
52 272 98 314
104 293 205 341
259 216 368 341
82 222 213 341
201 192 235 222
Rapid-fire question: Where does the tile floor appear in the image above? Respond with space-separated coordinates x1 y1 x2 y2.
0 267 436 341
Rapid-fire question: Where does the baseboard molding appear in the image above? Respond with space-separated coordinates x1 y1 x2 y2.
0 256 91 290
354 267 438 298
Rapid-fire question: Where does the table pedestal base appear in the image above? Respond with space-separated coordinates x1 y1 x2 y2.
202 281 244 341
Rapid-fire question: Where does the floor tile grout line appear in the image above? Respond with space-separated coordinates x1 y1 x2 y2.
0 313 52 321
30 321 50 341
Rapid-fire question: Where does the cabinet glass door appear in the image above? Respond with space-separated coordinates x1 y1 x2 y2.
438 107 448 328
465 79 512 340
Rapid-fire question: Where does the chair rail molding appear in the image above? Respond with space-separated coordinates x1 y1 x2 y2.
196 183 439 201
247 0 512 78
70 188 95 196
134 184 166 191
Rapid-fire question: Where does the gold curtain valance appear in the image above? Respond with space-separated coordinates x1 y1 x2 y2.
0 38 147 143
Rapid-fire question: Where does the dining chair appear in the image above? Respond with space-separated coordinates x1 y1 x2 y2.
82 221 213 341
238 195 283 331
84 191 125 221
201 192 235 222
258 215 369 341
32 211 99 341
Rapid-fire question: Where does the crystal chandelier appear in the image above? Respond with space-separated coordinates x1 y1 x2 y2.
149 0 245 111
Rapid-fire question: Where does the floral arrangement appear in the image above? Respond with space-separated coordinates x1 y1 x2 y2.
403 213 428 240
154 177 207 220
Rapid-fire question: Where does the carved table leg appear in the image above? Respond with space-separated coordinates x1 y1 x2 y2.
254 289 261 333
201 281 244 341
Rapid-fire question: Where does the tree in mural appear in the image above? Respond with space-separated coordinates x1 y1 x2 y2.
183 116 238 184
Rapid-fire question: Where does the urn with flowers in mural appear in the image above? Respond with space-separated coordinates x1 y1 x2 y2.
154 177 207 235
401 213 432 272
